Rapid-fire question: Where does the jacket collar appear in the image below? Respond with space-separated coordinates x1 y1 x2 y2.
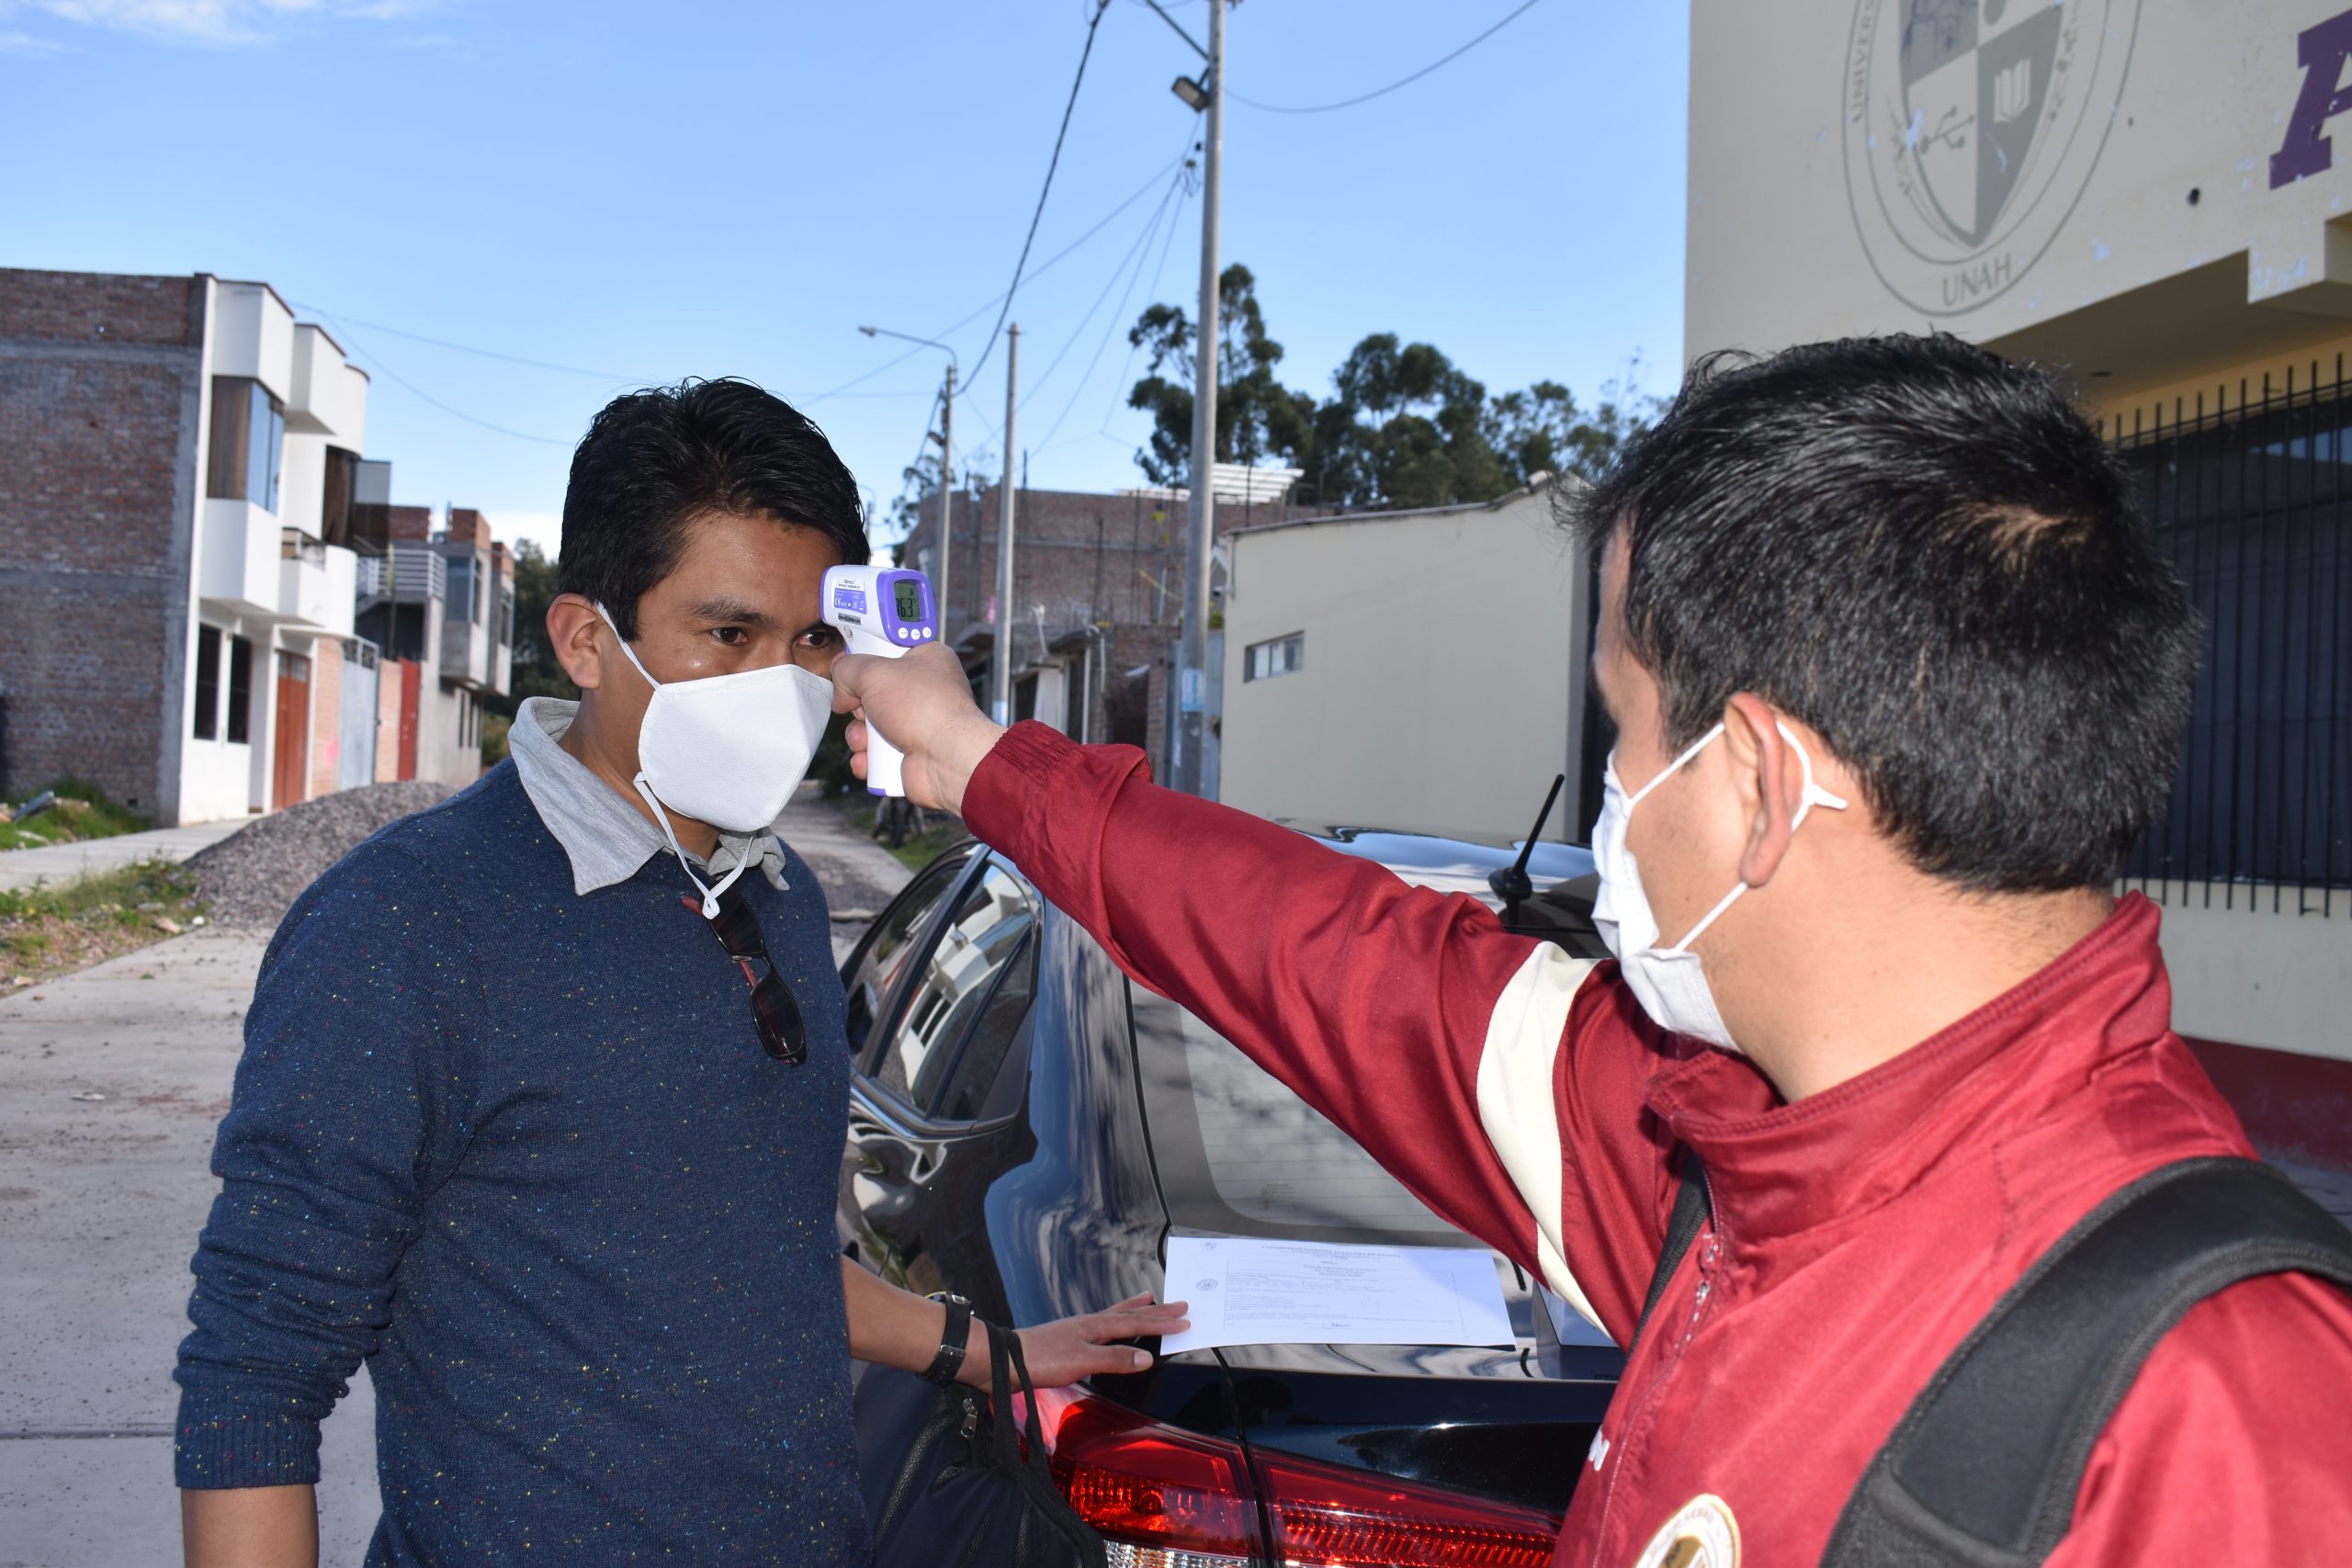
509 696 790 897
1643 894 2175 1247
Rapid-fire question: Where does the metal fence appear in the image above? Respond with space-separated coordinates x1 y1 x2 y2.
2109 358 2352 915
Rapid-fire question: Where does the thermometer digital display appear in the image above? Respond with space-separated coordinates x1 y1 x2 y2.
820 566 939 796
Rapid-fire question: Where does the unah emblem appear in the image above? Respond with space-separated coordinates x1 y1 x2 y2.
1632 1493 1740 1568
1841 0 2142 315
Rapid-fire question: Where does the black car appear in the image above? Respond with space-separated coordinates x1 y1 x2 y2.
835 829 1621 1568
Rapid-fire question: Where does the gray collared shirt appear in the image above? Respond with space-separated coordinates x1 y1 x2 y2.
508 696 789 897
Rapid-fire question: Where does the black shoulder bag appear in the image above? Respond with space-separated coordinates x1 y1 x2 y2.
854 1319 1109 1568
1634 1156 2352 1567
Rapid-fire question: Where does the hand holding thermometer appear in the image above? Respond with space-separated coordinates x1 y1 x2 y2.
820 566 939 796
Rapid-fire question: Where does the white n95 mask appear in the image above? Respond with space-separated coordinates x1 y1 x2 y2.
595 603 833 915
1590 719 1848 1053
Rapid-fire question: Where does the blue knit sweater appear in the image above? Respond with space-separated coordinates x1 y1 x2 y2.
175 762 867 1565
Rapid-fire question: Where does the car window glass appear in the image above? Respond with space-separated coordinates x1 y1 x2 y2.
927 927 1037 1122
872 864 1035 1114
1132 993 1460 1244
841 849 975 1060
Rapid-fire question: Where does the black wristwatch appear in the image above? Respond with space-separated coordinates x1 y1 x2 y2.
922 1292 974 1389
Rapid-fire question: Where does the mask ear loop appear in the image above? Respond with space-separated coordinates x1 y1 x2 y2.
1664 721 1849 953
596 603 746 920
635 775 750 919
1626 723 1727 807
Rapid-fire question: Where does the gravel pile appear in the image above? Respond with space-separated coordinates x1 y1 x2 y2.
188 781 457 928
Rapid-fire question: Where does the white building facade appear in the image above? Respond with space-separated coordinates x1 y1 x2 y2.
1216 480 1588 846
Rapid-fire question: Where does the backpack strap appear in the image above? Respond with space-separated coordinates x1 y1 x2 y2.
1632 1155 1712 1352
1822 1156 2352 1567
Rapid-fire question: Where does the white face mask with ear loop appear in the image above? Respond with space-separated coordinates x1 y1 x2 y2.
1589 719 1849 1053
594 603 834 918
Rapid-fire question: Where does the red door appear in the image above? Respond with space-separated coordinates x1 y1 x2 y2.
272 651 311 811
397 659 421 781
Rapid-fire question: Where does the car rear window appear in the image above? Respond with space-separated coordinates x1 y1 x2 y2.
1132 991 1464 1247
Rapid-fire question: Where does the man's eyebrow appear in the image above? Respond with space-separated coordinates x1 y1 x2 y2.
687 596 783 629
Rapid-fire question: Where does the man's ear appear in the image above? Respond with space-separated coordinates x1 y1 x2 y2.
1723 693 1802 889
547 594 611 691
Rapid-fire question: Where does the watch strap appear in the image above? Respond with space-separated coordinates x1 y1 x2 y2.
922 1297 973 1388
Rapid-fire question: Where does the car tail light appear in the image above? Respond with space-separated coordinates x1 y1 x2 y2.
1037 1391 1260 1564
1033 1391 1564 1568
1255 1449 1563 1567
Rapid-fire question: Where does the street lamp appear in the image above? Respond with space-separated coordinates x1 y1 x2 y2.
856 326 959 633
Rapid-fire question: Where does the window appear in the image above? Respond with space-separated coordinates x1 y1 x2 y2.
321 447 359 547
2116 378 2352 898
1132 993 1459 1245
932 927 1035 1122
447 555 479 624
224 636 254 744
500 586 516 649
842 850 978 1059
1244 631 1305 682
206 378 283 513
192 627 221 740
870 863 1036 1120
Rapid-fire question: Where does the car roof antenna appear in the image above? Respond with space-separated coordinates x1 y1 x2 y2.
1488 773 1566 923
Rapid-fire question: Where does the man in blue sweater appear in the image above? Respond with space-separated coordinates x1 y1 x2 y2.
174 379 1184 1566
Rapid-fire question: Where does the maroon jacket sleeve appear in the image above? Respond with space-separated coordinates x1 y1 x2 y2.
963 722 1678 1340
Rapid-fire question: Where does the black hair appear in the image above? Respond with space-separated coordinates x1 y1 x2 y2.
1571 333 2198 894
558 378 869 637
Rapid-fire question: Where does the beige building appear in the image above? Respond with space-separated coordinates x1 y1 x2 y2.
1689 0 2352 1163
1216 479 1588 845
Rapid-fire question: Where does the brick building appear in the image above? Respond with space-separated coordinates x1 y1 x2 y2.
895 470 1328 773
0 267 509 824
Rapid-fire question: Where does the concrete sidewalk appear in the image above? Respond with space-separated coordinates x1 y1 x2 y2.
0 821 245 894
0 927 379 1567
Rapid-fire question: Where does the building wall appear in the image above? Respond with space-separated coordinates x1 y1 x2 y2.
308 637 343 801
0 269 205 815
374 655 402 784
1686 1 2352 396
1218 486 1583 844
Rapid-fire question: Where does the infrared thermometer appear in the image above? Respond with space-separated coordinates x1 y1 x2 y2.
820 565 939 797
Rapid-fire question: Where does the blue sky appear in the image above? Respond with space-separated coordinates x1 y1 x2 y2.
1 0 1689 557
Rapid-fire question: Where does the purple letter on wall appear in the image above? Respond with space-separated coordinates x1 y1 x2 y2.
2273 8 2352 187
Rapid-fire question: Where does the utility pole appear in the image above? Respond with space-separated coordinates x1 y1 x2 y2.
992 324 1020 724
936 363 955 630
1170 0 1224 796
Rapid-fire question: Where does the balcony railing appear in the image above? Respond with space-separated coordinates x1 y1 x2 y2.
355 548 447 608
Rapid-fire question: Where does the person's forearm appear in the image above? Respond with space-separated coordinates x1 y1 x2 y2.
841 1258 986 1389
183 1484 318 1568
960 725 1570 1273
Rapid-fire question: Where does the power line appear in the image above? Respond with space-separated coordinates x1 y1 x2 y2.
315 313 577 446
286 301 650 383
963 0 1114 389
1228 0 1541 115
1019 161 1187 415
805 141 1189 405
1034 165 1193 453
1096 156 1195 439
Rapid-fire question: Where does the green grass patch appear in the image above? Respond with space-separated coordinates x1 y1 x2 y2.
0 861 209 986
0 777 152 852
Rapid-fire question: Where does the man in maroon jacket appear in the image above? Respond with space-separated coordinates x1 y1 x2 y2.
836 336 2352 1564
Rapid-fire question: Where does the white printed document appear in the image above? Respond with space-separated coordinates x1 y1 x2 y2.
1159 1235 1515 1355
